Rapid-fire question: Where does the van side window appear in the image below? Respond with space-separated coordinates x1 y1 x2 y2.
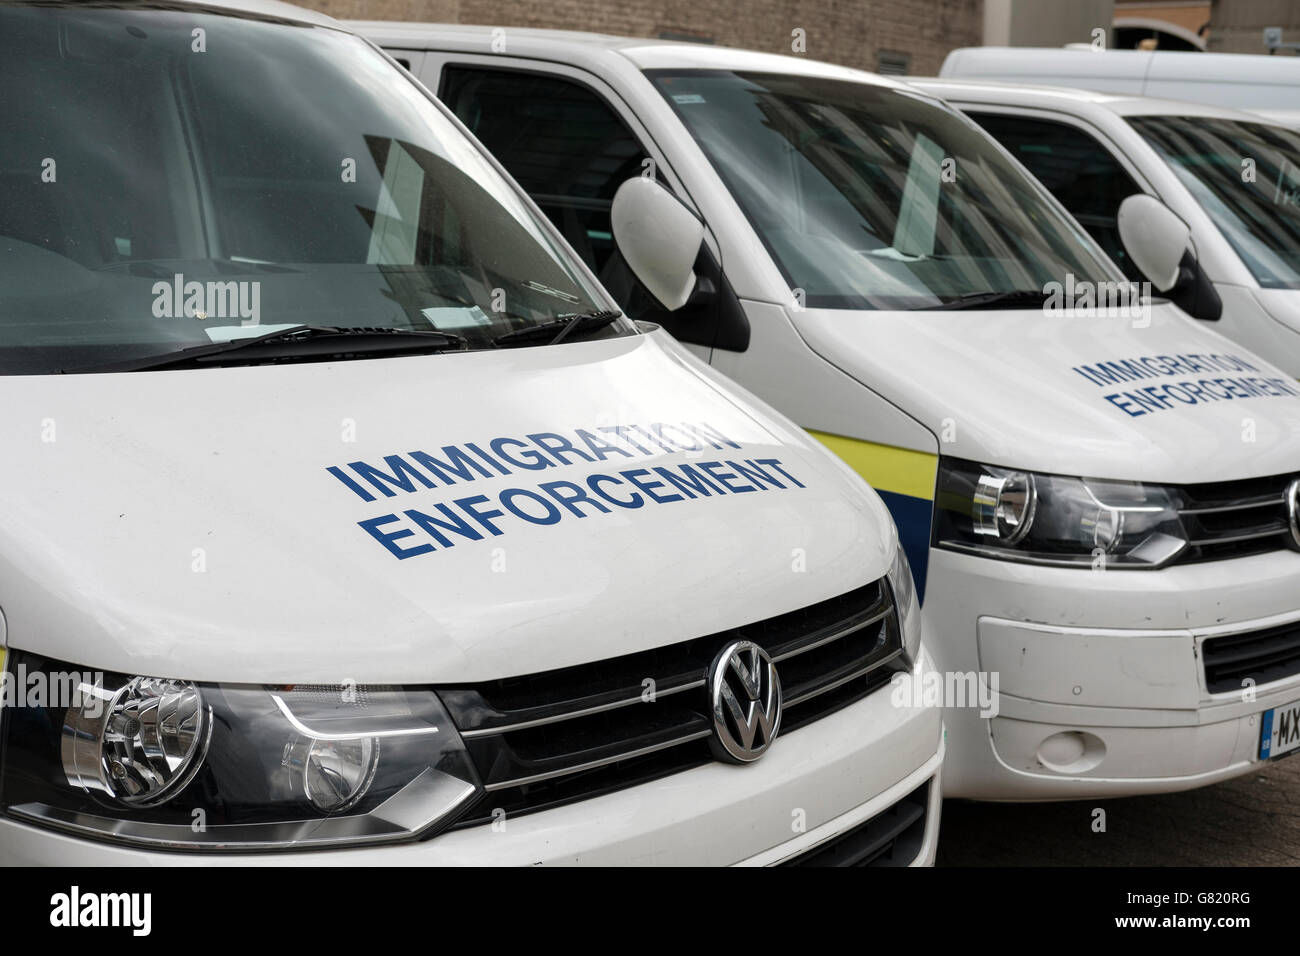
968 112 1146 282
440 67 647 277
439 66 749 350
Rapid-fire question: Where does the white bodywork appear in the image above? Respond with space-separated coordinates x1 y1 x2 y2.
357 23 1300 799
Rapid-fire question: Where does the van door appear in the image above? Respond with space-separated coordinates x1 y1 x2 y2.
421 57 749 356
962 110 1150 281
961 106 1225 322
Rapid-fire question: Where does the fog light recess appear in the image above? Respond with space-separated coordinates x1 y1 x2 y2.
1035 731 1105 774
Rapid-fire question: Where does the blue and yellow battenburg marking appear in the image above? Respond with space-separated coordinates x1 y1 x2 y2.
808 431 938 603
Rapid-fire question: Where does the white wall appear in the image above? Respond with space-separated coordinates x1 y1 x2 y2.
984 0 1117 47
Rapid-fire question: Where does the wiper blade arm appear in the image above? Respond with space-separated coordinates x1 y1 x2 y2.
914 290 1048 311
63 325 467 373
493 311 622 348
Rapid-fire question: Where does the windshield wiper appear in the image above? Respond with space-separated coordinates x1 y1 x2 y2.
492 310 622 348
62 325 467 373
914 290 1050 311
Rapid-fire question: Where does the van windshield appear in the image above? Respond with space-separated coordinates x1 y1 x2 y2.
1130 116 1300 290
649 70 1120 310
0 4 613 374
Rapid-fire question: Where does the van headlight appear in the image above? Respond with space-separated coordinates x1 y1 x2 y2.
934 458 1187 568
62 677 212 808
0 653 482 850
886 541 922 660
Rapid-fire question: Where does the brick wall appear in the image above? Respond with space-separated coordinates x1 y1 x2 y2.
299 0 983 75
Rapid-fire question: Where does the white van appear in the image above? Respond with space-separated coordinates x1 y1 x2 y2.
0 1 943 865
911 80 1300 378
938 46 1300 129
358 23 1300 800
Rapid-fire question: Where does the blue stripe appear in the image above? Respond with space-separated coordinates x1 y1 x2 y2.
1260 707 1274 759
878 489 933 604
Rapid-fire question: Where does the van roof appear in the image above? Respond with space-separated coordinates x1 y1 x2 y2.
62 0 343 29
346 21 911 91
940 45 1300 82
210 0 340 26
911 76 1277 123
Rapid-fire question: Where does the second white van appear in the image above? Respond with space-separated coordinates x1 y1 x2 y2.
360 24 1300 800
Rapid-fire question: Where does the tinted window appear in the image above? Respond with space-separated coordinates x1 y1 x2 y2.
440 65 749 349
441 67 647 277
968 112 1146 281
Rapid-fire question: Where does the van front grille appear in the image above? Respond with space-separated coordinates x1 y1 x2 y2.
1174 473 1297 563
781 782 930 867
1203 620 1300 694
440 579 907 827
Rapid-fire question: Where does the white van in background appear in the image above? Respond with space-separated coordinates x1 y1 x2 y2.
0 0 943 866
359 24 1300 802
912 80 1300 378
938 46 1300 129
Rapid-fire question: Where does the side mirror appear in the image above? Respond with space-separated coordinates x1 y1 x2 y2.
610 177 704 311
1116 193 1222 320
1116 193 1191 292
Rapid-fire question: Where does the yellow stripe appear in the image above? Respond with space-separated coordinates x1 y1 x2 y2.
808 431 938 500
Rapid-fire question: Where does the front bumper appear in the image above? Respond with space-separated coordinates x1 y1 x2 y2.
925 547 1300 800
0 653 943 865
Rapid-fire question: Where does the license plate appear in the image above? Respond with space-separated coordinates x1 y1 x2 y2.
1259 701 1300 760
